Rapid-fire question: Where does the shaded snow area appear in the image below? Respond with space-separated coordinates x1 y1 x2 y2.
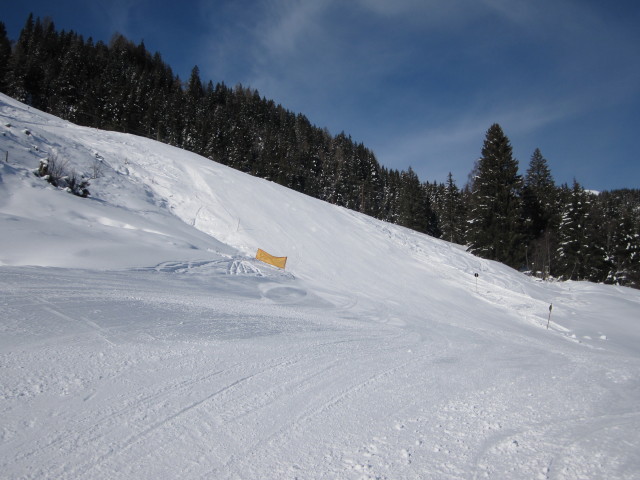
1 93 640 479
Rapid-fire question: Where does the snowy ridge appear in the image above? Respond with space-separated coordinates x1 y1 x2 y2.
1 93 640 479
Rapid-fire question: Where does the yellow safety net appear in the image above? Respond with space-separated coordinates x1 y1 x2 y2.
256 248 287 269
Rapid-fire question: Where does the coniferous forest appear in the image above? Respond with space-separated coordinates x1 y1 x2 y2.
1 15 639 287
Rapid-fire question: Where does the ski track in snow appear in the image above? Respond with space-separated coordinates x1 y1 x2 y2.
2 94 640 479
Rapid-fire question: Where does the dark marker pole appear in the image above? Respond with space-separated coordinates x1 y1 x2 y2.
547 304 553 329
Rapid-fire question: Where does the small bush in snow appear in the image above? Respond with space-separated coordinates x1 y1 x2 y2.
35 154 90 198
90 155 104 179
36 154 66 185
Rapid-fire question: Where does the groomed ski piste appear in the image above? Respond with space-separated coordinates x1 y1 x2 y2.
1 93 639 479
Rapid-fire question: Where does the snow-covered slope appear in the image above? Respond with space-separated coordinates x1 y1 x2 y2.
1 93 639 479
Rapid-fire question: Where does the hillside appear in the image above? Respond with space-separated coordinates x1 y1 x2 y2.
3 17 639 285
1 93 640 479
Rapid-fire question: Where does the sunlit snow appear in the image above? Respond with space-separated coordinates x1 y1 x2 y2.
1 93 639 479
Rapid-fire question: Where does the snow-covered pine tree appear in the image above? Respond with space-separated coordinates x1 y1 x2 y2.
467 124 524 268
522 148 558 277
600 190 640 287
4 14 35 103
437 172 466 244
0 22 12 92
556 180 606 281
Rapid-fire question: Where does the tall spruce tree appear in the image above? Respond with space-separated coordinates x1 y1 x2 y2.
439 172 466 244
48 32 86 121
397 167 423 230
522 148 558 277
467 124 524 268
5 13 35 103
523 149 556 234
556 182 582 279
584 195 610 282
0 22 11 92
183 65 205 151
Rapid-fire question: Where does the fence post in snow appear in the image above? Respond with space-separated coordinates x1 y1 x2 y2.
547 304 553 329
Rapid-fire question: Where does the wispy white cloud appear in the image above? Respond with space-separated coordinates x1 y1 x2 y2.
356 0 437 17
258 0 332 58
355 0 539 28
92 0 143 38
197 0 334 88
356 0 477 24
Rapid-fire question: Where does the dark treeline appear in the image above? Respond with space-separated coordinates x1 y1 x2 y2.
1 15 639 287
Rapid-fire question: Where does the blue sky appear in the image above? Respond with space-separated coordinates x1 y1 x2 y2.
4 1 640 190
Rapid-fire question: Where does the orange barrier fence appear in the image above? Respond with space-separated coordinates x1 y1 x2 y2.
256 248 287 269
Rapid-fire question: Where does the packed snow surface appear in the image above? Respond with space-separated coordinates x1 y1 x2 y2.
1 93 640 479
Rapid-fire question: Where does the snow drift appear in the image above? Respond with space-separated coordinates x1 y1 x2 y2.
1 93 640 479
